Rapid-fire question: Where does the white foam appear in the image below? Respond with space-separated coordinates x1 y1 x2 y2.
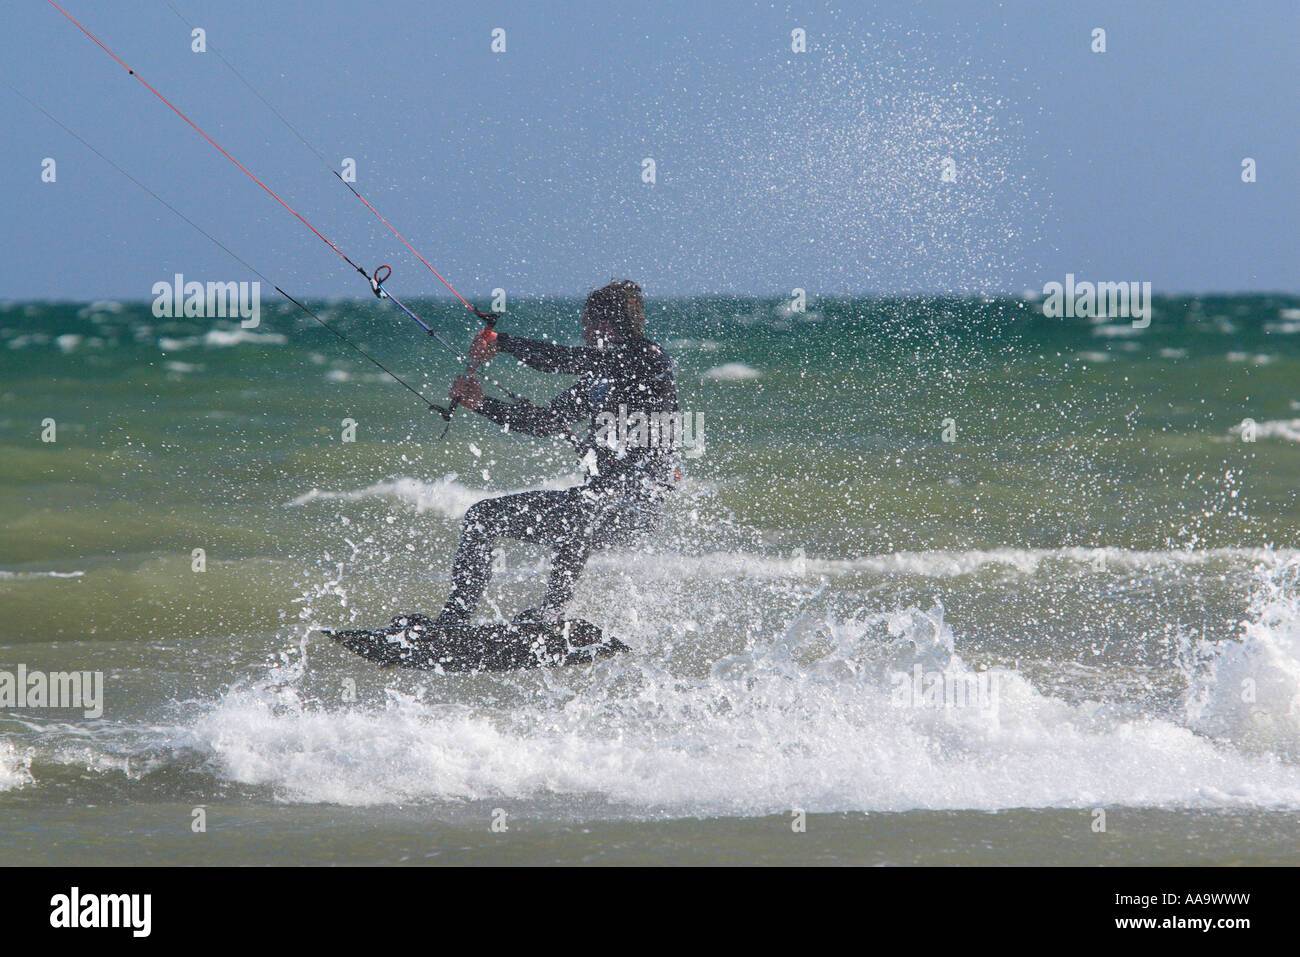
0 741 34 792
1092 324 1142 338
591 546 1299 581
203 328 287 347
1183 557 1300 762
191 599 1300 812
1231 419 1300 443
0 569 85 581
158 328 287 350
287 474 582 519
703 362 761 381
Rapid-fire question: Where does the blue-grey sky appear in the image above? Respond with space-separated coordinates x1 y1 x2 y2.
2 0 1296 300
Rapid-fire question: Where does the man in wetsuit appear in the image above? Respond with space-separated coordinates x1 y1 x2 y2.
437 280 679 625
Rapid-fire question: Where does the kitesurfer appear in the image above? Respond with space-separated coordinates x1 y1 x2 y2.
438 280 679 625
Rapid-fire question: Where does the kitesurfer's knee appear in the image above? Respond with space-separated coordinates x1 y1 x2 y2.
459 499 506 557
463 499 492 534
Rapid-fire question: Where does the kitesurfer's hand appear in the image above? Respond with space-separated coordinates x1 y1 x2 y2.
450 374 484 411
468 328 499 365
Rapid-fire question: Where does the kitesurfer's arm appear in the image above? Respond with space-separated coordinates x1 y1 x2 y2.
452 375 593 437
495 332 606 376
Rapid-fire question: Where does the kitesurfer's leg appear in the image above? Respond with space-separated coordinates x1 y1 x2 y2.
541 532 596 617
538 496 661 618
439 488 591 622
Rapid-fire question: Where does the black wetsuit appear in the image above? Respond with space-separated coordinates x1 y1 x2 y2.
440 332 680 620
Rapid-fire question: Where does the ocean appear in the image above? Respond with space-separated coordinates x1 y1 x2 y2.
2 292 1299 865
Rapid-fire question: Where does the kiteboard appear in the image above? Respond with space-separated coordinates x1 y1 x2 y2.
322 615 630 673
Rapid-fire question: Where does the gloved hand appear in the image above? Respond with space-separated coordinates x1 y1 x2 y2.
468 327 498 365
449 374 484 411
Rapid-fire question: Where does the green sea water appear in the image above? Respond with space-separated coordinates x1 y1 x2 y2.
2 293 1299 865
